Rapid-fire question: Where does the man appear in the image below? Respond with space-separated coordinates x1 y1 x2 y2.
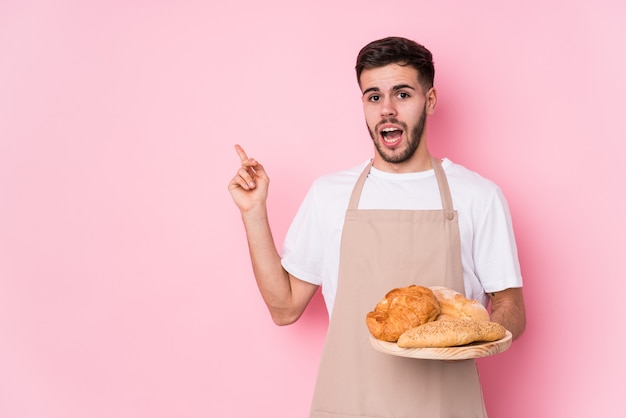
228 36 526 418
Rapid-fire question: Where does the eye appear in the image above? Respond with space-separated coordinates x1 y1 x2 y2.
397 91 410 99
368 94 381 102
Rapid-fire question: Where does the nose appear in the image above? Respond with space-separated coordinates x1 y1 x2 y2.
380 96 396 117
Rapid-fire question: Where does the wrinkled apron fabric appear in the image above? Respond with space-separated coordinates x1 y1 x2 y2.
310 158 487 418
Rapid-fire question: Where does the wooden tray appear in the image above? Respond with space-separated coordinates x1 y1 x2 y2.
369 331 512 360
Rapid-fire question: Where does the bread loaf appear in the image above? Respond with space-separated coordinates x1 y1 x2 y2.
397 319 506 348
366 285 440 342
429 286 490 322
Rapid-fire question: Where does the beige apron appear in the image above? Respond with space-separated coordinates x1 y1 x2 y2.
310 157 486 418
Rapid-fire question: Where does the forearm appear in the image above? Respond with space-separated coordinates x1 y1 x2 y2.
241 208 302 325
489 288 526 340
229 146 315 325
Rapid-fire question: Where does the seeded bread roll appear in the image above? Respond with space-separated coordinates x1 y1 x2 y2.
429 286 490 322
366 285 441 342
397 319 507 348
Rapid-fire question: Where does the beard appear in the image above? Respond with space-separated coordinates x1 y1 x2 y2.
368 105 427 164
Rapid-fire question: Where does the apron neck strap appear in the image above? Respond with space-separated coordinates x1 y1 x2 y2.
431 156 454 211
347 157 454 211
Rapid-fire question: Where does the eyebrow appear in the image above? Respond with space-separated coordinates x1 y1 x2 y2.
362 84 417 96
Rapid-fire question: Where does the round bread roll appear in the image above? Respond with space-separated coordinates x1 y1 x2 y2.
366 285 441 342
429 286 490 322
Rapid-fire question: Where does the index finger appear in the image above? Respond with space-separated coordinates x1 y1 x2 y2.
234 144 249 163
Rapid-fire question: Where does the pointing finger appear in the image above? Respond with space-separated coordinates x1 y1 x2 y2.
234 144 249 163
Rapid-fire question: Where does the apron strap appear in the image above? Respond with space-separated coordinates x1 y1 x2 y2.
431 156 454 212
347 157 454 211
347 160 373 210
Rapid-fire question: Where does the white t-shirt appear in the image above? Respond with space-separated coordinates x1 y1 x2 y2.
281 158 523 316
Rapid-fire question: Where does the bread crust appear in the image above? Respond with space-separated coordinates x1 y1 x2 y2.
366 285 440 342
429 286 490 322
397 319 507 348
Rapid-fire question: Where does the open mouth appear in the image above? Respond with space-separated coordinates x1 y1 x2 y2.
381 127 404 144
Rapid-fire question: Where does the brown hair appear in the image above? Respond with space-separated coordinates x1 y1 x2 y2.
355 37 435 91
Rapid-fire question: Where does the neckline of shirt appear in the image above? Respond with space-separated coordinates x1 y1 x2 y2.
369 158 451 180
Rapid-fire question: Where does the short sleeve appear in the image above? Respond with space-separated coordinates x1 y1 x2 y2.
472 187 523 292
281 182 327 285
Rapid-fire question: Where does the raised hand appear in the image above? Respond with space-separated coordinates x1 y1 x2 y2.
228 144 270 213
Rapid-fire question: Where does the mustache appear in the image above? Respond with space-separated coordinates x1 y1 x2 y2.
376 118 407 131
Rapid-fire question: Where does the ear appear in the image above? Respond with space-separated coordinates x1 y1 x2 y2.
426 87 437 115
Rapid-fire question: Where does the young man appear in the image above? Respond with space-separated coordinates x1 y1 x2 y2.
228 36 526 418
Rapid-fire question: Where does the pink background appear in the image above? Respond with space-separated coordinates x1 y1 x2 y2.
1 1 625 417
